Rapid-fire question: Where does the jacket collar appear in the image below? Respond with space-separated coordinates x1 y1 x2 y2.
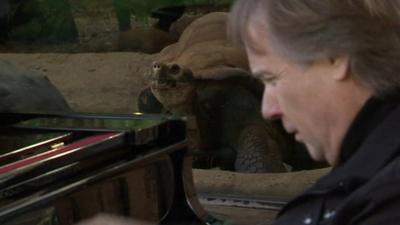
313 97 400 191
279 97 400 215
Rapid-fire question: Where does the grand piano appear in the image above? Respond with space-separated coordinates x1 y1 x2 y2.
0 112 224 225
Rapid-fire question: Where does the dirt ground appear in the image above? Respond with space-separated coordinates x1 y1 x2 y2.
0 52 156 113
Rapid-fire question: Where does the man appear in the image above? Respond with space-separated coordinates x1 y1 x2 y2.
228 0 400 224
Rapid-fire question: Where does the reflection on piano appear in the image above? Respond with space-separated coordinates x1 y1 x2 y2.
0 113 225 225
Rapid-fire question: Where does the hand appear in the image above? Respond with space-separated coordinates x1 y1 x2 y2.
76 214 153 225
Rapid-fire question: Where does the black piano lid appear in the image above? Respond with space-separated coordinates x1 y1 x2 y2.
0 112 186 145
0 111 184 130
0 112 187 197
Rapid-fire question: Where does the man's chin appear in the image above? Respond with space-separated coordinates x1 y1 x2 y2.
304 142 326 163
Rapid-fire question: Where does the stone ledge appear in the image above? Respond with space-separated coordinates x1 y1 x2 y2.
193 168 331 199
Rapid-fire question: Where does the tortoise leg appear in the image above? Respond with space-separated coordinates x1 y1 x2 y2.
235 125 287 173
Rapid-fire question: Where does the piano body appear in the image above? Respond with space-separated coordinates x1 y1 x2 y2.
0 113 223 225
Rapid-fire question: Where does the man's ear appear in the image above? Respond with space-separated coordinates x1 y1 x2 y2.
330 56 350 81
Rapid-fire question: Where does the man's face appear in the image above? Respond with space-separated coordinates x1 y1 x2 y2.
244 21 355 165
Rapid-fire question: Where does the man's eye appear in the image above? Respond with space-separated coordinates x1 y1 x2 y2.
262 77 277 86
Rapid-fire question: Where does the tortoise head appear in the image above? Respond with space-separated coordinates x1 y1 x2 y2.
150 61 196 115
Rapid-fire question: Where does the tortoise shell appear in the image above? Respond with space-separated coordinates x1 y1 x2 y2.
157 12 250 80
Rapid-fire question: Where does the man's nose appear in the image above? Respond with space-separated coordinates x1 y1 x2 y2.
261 88 282 120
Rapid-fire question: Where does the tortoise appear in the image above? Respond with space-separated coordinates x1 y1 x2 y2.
138 12 288 173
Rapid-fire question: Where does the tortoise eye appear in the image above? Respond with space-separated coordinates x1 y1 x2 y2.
169 64 181 75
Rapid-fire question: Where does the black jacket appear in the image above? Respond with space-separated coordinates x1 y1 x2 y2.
274 98 400 225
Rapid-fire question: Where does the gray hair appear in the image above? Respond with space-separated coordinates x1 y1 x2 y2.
228 0 400 97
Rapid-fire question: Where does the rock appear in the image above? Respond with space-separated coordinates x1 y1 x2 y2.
117 27 177 54
0 59 70 113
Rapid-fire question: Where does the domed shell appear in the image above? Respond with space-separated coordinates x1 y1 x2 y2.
157 12 250 80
